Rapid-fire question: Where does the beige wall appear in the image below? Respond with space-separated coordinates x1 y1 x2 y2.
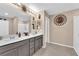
50 11 73 46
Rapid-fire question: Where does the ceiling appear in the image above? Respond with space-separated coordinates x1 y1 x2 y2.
0 3 79 20
26 3 79 15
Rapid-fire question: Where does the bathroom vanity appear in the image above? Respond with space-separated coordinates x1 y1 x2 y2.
0 33 43 56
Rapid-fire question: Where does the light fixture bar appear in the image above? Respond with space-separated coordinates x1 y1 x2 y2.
12 3 37 16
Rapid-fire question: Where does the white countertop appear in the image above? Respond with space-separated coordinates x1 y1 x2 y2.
0 33 43 47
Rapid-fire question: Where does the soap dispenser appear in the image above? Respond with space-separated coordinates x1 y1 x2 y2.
18 32 21 37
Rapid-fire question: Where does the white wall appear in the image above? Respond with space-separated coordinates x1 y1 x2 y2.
45 16 50 43
73 16 79 55
0 20 9 36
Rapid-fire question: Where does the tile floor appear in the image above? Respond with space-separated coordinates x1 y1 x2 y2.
33 43 78 56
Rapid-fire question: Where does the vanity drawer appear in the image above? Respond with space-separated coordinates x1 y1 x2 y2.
14 39 29 47
34 35 42 40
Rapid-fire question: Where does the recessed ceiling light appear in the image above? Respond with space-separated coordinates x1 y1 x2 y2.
4 13 8 16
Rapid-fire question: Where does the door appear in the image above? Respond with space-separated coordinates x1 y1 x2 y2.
73 16 79 55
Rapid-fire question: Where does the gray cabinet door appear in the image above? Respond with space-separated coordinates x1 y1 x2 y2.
38 38 42 49
29 38 34 56
39 36 43 48
35 36 40 52
18 44 29 56
18 40 30 56
1 49 18 56
30 38 34 48
35 35 43 52
41 36 43 47
35 39 39 52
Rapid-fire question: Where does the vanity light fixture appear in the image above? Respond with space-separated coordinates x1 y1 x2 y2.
33 17 35 20
38 14 41 19
12 3 36 16
12 3 22 7
21 4 27 12
12 3 27 12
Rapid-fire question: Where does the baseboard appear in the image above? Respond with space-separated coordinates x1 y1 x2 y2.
49 42 73 48
73 47 79 56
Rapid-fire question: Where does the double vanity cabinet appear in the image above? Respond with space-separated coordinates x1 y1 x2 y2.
0 35 43 56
